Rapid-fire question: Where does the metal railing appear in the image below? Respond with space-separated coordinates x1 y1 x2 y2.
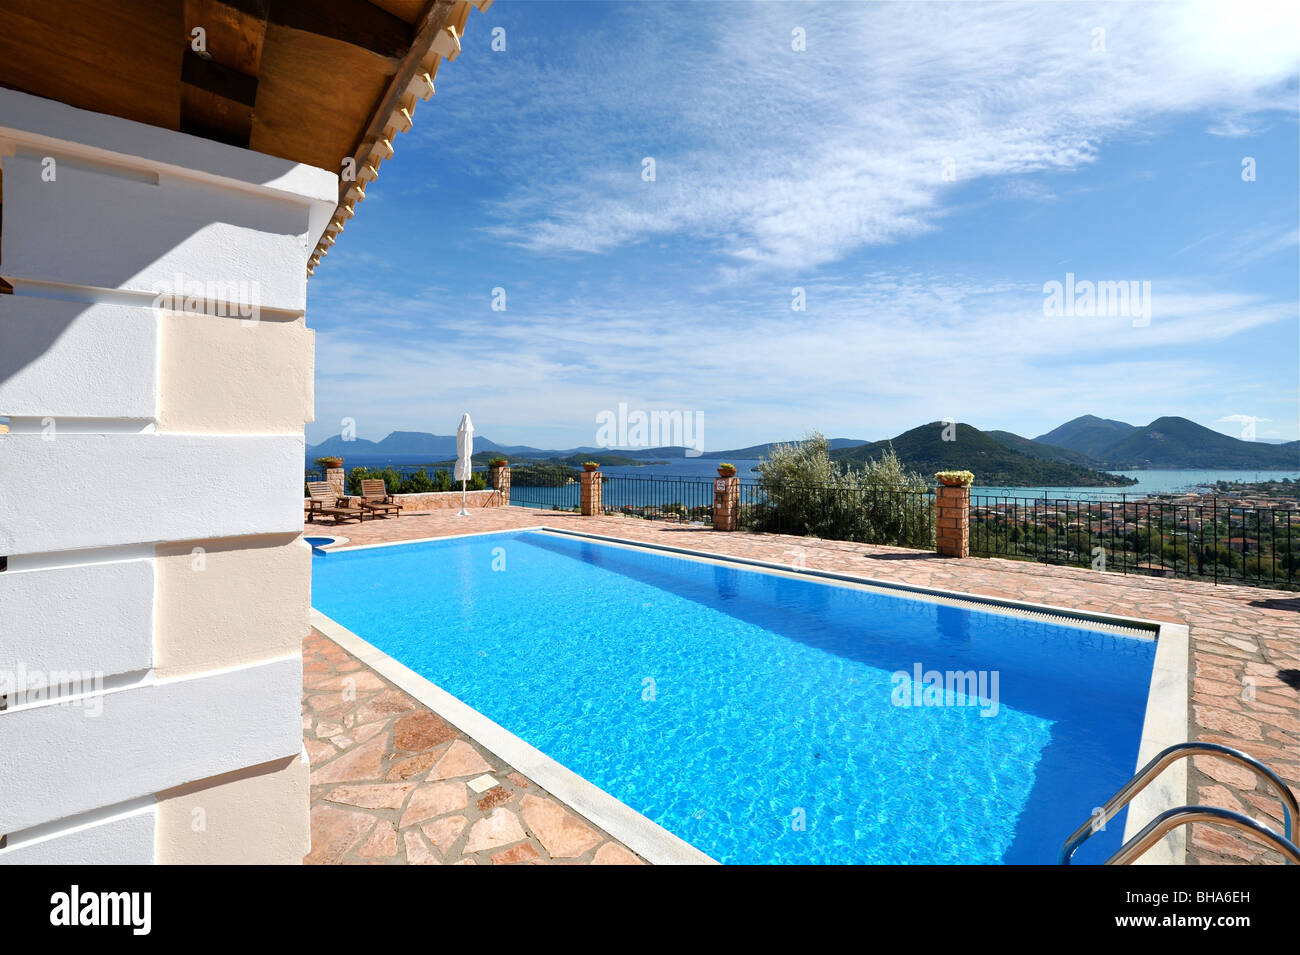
510 474 936 548
1059 741 1299 865
970 493 1300 589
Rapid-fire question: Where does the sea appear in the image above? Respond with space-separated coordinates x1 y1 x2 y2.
311 453 1298 499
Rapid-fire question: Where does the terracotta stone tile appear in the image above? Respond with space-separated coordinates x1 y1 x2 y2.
492 843 542 865
428 739 493 780
398 781 469 828
1190 824 1261 863
385 746 448 781
1194 705 1262 740
476 786 513 812
306 805 376 865
463 808 527 852
316 671 389 694
393 710 459 752
520 794 602 858
422 815 468 853
403 830 441 865
304 737 337 765
358 820 398 859
592 842 645 865
309 735 388 785
352 689 419 725
315 720 345 738
323 782 417 810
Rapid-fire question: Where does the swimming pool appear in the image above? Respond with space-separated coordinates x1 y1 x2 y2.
311 529 1161 864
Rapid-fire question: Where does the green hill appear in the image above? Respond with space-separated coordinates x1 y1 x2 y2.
985 430 1102 466
1034 415 1137 458
1096 417 1300 469
830 422 1137 487
1035 414 1299 467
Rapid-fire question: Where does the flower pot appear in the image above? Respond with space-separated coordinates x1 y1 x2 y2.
935 471 974 488
582 463 600 473
320 458 343 470
717 467 737 478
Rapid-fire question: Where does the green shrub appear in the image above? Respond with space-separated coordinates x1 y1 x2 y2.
745 431 934 548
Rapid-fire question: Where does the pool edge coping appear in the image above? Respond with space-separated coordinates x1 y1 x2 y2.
315 523 1190 865
310 607 719 866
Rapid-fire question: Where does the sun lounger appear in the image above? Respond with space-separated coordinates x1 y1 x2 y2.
358 479 403 517
306 481 366 524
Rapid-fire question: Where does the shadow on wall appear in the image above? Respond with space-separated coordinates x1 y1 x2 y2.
0 144 314 408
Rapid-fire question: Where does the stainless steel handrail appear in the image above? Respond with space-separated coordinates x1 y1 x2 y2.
1106 806 1300 865
1059 741 1298 865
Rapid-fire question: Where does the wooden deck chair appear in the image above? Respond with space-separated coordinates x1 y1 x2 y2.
358 479 403 517
306 481 366 524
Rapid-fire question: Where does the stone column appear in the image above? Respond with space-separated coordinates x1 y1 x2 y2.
580 470 602 515
713 476 739 530
325 466 345 499
0 88 332 864
490 464 511 506
936 485 970 557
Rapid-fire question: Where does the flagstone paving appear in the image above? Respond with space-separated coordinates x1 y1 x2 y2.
309 505 1300 865
303 628 644 865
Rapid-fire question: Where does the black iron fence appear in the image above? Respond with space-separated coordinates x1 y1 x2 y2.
510 474 935 548
310 463 1299 590
969 493 1300 589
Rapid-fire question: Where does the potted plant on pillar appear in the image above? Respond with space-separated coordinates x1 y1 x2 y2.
717 462 738 478
935 470 974 487
315 456 344 470
582 461 600 472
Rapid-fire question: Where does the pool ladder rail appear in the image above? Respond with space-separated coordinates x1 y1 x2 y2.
1059 741 1300 865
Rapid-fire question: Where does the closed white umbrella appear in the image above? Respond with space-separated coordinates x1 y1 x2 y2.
455 412 474 517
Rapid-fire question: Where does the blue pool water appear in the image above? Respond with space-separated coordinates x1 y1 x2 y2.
311 530 1157 864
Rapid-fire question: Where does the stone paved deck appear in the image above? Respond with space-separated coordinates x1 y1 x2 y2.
306 505 1300 865
303 629 644 865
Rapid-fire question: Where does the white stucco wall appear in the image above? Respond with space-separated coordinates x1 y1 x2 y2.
0 88 333 864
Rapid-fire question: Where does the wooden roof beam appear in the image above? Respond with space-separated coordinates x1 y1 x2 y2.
181 48 258 106
266 0 414 60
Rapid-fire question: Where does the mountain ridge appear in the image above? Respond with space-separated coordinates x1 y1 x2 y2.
1036 415 1300 468
309 416 1300 474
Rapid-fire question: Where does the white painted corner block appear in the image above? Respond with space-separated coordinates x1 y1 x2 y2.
0 297 157 419
0 557 154 687
0 800 155 865
2 152 312 312
0 87 337 209
0 432 306 555
0 654 302 835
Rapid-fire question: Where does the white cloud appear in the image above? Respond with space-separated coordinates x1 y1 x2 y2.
444 0 1298 274
307 270 1296 446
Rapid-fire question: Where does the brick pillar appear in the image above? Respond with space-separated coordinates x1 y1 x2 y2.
936 485 970 557
325 467 345 499
713 476 739 530
580 470 602 515
490 464 511 506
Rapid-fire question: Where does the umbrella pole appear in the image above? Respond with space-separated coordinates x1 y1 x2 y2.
457 478 469 517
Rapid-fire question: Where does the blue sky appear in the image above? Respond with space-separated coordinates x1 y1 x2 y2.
305 0 1300 450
